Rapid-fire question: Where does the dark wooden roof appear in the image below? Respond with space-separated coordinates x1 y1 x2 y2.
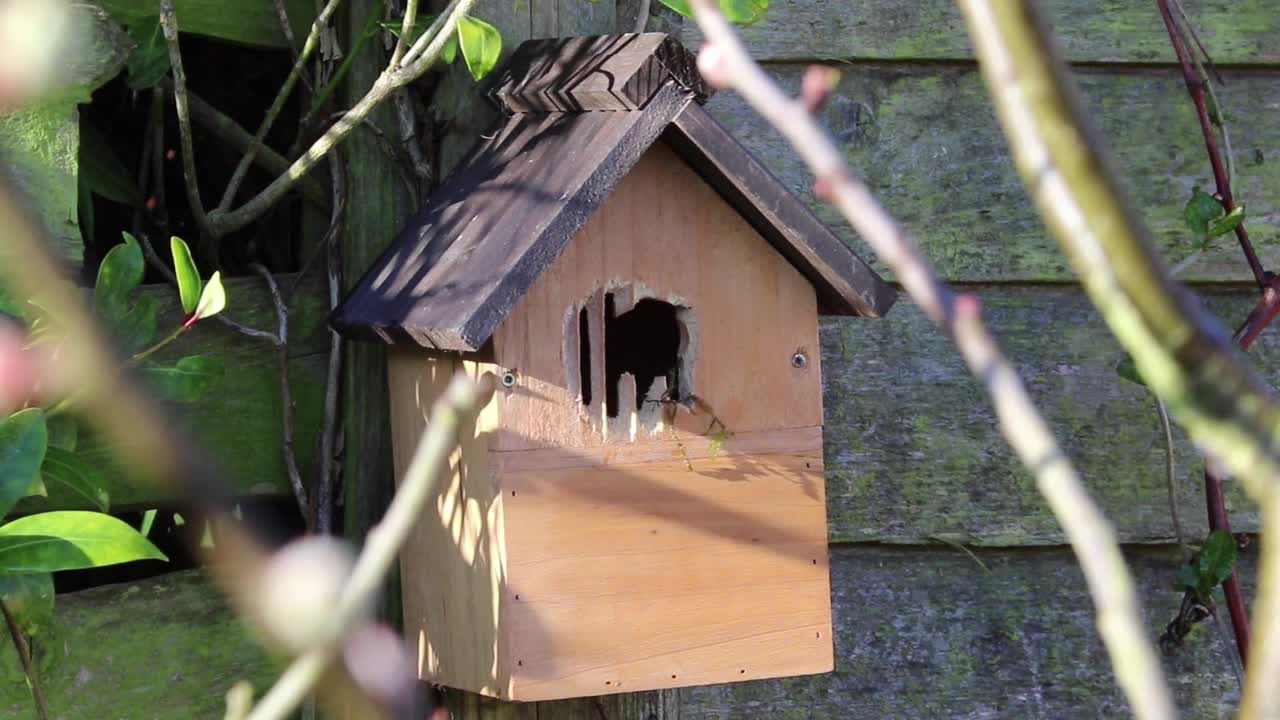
333 33 896 351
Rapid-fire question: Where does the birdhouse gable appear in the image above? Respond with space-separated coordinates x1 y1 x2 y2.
331 33 894 351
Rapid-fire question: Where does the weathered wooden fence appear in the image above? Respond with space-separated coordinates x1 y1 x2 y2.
4 1 1276 717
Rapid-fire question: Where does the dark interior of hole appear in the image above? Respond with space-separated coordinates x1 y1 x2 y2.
604 296 682 417
578 306 592 406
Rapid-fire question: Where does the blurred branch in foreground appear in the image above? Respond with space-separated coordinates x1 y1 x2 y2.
686 2 1176 718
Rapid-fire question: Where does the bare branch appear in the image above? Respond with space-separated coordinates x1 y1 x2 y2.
217 0 345 212
687 2 1175 718
252 263 309 519
317 153 348 535
159 0 210 236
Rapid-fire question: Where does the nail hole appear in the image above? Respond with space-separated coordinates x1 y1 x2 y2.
511 490 517 496
739 669 746 674
812 558 818 565
518 660 523 667
515 594 521 600
815 631 821 638
671 674 677 679
605 681 612 686
805 461 812 469
790 351 808 369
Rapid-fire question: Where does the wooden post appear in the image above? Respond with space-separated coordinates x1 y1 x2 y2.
427 1 669 716
339 0 407 616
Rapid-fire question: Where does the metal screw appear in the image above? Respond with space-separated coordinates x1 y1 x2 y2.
791 351 808 369
501 371 518 387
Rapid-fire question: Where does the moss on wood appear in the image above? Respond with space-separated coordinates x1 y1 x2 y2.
680 0 1280 65
705 65 1280 283
13 274 328 513
678 545 1248 719
822 285 1267 546
0 571 276 719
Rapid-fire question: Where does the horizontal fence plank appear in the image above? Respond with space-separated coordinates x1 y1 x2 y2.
703 64 1280 283
679 0 1280 65
0 570 275 718
678 544 1247 719
16 273 327 513
822 285 1265 545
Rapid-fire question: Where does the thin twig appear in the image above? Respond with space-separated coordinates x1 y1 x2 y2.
217 0 346 212
158 0 210 236
1159 0 1256 665
2 600 47 720
689 3 1175 719
389 0 420 69
1155 397 1186 558
253 263 309 519
1210 608 1245 692
272 0 316 93
633 0 651 33
316 152 347 535
242 374 493 720
1156 0 1263 289
161 79 330 210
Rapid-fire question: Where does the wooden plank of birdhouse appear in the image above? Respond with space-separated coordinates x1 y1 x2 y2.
667 102 896 318
491 142 823 452
498 450 832 701
387 348 511 699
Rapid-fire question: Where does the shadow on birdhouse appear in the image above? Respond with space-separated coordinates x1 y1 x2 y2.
332 32 896 702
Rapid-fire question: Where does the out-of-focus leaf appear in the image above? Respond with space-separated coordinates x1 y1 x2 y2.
0 573 54 636
141 355 224 402
0 511 166 573
0 409 47 519
457 16 501 81
117 293 159 354
41 447 109 512
79 120 139 206
139 508 157 538
170 236 201 315
125 16 171 90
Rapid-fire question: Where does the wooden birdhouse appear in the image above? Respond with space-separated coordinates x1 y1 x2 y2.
332 33 896 702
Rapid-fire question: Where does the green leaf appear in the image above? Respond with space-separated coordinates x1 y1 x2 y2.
1115 356 1146 387
1184 189 1224 236
141 355 224 402
125 16 172 90
1175 562 1200 592
170 236 202 315
79 120 139 207
0 282 23 320
658 0 768 24
1207 205 1245 238
41 448 110 512
0 573 54 636
117 293 159 354
45 416 76 452
1199 530 1237 587
139 508 157 538
0 512 167 573
457 16 501 81
443 33 458 64
193 271 226 320
0 409 48 519
95 233 145 325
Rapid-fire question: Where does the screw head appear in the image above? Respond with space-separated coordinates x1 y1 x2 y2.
790 351 808 369
500 371 518 387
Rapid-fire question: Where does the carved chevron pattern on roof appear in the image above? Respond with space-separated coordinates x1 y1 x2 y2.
488 33 711 112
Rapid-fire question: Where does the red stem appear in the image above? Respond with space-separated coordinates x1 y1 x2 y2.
1158 0 1258 666
1156 0 1266 290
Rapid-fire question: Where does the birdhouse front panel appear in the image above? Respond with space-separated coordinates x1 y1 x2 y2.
483 141 833 700
333 32 898 705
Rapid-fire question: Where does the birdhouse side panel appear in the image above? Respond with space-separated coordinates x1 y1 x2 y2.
490 141 823 453
387 348 516 698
